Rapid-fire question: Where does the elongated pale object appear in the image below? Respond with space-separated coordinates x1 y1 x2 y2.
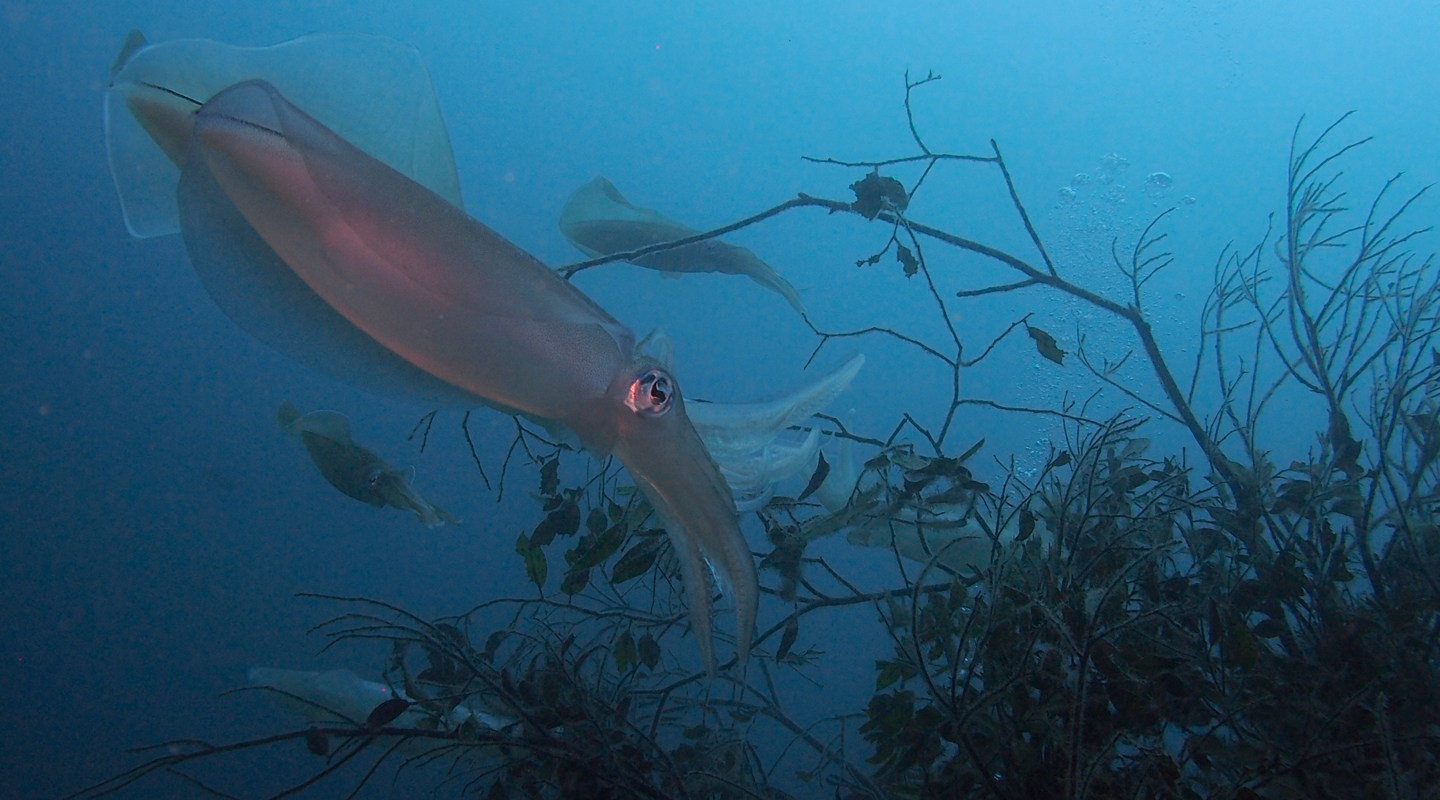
689 354 865 456
560 176 806 315
815 411 860 512
248 667 511 731
723 427 823 512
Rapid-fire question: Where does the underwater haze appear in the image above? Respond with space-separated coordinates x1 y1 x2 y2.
4 0 1440 798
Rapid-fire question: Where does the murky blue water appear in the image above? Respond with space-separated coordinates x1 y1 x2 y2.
3 1 1437 796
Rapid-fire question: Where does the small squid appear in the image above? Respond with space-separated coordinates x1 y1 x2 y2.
277 401 458 528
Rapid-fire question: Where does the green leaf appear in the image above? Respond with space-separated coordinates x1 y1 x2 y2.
569 523 627 572
1114 465 1151 490
776 617 800 662
611 538 662 584
482 631 506 662
515 534 547 590
947 579 967 613
585 507 608 535
896 244 919 278
849 170 909 220
875 660 907 691
560 567 590 596
1330 497 1364 517
638 632 660 669
1125 652 1185 676
613 630 637 672
531 498 580 547
1026 323 1066 365
861 690 915 740
1017 507 1036 542
1226 623 1259 670
1048 451 1072 469
1186 527 1222 562
366 698 411 729
1317 518 1336 554
539 456 560 496
796 452 830 503
682 723 710 740
728 706 757 723
1328 557 1355 583
1157 672 1190 698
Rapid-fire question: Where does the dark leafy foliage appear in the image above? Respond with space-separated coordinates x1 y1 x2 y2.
850 170 910 220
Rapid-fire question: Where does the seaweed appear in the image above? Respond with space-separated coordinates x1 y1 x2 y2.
70 78 1440 800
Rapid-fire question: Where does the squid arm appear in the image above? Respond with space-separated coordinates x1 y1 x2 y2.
688 353 864 457
723 427 824 512
640 332 864 511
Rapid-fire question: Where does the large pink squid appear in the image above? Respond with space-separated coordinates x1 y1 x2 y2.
107 34 755 675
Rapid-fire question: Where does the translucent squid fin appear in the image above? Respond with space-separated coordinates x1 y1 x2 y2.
106 32 462 238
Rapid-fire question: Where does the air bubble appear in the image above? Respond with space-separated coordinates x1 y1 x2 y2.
1144 172 1174 199
1096 153 1129 185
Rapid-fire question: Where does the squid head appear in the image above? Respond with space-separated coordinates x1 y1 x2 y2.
608 359 758 672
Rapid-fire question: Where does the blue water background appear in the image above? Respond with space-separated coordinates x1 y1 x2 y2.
2 0 1438 796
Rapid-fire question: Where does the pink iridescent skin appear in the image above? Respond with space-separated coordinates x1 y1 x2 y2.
127 79 755 674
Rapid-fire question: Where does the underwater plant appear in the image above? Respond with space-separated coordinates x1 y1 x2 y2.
73 64 1440 800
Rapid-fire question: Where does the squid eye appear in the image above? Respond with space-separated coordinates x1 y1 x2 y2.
625 368 673 418
365 469 384 489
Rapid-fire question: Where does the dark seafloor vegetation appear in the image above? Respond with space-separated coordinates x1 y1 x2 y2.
72 76 1440 800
